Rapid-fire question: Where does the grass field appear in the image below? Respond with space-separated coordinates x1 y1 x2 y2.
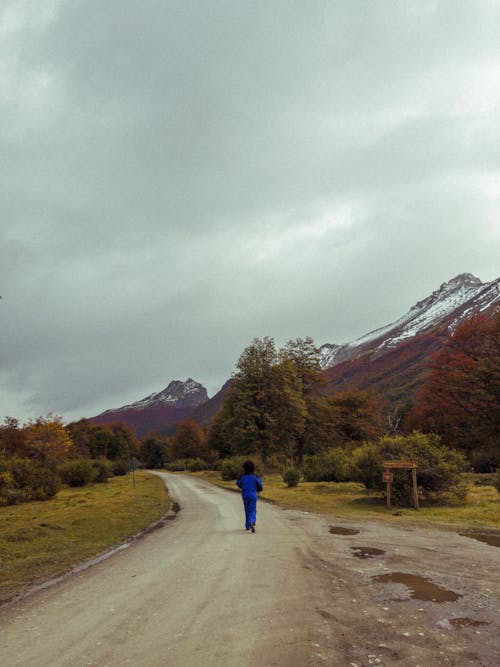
190 471 500 531
0 472 170 604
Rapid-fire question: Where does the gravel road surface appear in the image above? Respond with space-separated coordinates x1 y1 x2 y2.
1 473 499 666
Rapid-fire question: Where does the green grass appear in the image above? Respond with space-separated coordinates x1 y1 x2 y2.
0 472 170 603
190 471 500 531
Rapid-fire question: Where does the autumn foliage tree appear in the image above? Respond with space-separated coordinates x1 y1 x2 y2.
23 415 74 462
406 312 499 470
172 420 207 460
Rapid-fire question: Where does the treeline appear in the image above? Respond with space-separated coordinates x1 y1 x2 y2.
206 313 499 474
2 312 497 506
0 416 137 505
0 412 211 505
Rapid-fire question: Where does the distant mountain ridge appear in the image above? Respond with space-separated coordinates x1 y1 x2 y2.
320 273 499 406
319 273 499 369
91 379 209 435
99 378 208 415
90 273 499 435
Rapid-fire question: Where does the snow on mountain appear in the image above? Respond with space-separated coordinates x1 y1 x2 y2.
101 378 209 415
319 273 499 369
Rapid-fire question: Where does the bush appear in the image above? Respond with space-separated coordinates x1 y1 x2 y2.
220 456 249 481
283 468 300 487
27 466 61 500
167 459 189 471
351 432 470 506
266 454 289 472
91 458 113 483
186 458 210 471
302 449 349 482
0 457 60 504
111 459 130 476
166 458 210 472
58 459 97 487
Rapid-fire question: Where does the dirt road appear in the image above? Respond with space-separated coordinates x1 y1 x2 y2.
1 473 499 666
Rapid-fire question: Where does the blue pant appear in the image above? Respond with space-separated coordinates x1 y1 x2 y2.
243 495 257 529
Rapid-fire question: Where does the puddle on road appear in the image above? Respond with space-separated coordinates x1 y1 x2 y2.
459 531 500 548
351 546 385 559
329 526 359 535
372 572 461 602
449 617 488 629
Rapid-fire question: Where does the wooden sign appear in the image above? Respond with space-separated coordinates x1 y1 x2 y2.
382 460 418 469
382 461 419 510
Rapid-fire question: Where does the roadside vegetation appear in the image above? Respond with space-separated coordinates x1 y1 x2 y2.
0 313 497 598
189 470 499 531
0 472 169 604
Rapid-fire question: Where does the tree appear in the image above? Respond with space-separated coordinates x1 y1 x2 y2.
209 338 307 468
172 420 207 460
66 421 139 461
140 436 170 469
407 312 499 470
0 417 27 457
23 415 74 462
281 337 325 465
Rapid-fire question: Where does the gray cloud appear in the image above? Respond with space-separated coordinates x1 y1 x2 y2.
1 0 499 421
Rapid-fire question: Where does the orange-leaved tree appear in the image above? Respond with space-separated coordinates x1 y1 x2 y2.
406 312 499 470
23 415 74 462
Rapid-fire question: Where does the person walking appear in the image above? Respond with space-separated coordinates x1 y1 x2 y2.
236 460 263 533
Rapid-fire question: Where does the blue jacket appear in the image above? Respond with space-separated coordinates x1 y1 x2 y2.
236 473 263 498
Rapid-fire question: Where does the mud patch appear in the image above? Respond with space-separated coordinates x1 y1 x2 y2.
449 617 488 629
372 572 461 602
459 531 500 548
351 546 385 559
329 526 359 535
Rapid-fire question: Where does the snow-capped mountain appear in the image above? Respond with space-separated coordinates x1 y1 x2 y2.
319 273 499 369
100 378 208 415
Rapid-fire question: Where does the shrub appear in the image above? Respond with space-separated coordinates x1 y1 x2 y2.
267 454 289 472
0 457 60 504
302 449 349 482
283 468 300 487
91 458 113 483
167 459 189 471
166 458 210 472
111 459 130 476
220 456 249 481
186 458 210 471
26 466 61 500
58 459 97 487
351 432 470 506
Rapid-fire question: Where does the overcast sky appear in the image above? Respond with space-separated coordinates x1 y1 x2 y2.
1 0 499 423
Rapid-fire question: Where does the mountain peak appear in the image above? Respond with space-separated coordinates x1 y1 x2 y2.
100 378 209 415
320 273 498 369
436 273 482 294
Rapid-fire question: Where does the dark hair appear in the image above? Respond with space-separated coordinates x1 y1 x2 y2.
243 459 255 474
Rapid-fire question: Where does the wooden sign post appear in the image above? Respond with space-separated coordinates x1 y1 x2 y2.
382 460 419 509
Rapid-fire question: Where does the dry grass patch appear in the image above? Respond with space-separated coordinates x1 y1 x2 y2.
0 472 169 603
190 471 500 531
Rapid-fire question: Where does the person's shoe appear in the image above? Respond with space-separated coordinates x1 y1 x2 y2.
250 523 255 533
